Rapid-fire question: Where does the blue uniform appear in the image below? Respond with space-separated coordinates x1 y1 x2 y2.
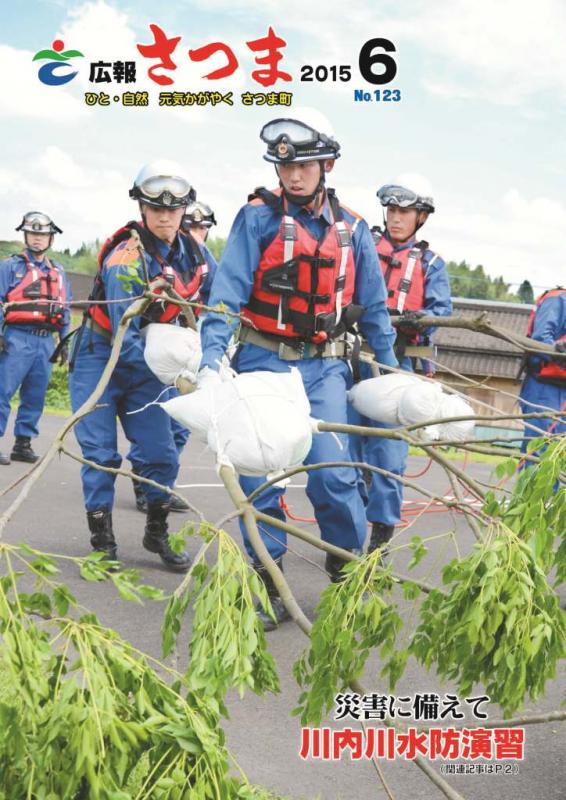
349 232 452 527
0 250 71 441
201 192 397 562
69 228 216 512
519 291 566 448
127 247 216 472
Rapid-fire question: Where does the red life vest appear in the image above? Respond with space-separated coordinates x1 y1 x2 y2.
371 227 432 314
242 188 359 344
526 287 566 384
4 252 67 331
88 221 207 332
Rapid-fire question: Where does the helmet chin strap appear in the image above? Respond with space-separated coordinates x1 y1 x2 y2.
277 162 326 207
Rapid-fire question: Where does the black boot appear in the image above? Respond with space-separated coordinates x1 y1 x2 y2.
0 451 10 466
368 523 395 555
132 479 148 513
87 509 118 560
254 558 291 631
11 436 39 463
143 502 191 572
325 549 361 584
169 493 190 513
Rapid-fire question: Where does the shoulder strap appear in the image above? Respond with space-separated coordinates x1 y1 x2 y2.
98 220 159 271
326 188 343 224
248 187 285 215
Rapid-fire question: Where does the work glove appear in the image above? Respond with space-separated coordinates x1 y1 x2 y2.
0 335 7 354
396 309 427 332
555 340 566 354
196 366 222 391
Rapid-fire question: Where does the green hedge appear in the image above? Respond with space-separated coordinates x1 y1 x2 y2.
45 364 71 410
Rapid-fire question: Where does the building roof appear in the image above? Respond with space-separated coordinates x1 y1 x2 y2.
434 298 532 379
68 272 95 308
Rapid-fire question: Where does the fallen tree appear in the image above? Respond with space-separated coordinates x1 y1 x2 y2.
1 272 565 799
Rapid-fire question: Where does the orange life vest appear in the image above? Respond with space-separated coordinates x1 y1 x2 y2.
242 188 360 344
88 221 207 332
5 252 67 331
526 287 566 384
371 227 432 314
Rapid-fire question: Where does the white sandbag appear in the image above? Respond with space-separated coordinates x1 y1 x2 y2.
142 323 202 385
347 373 421 424
397 380 444 426
437 394 475 441
162 368 314 475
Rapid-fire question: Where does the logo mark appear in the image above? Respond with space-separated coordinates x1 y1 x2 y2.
33 39 84 86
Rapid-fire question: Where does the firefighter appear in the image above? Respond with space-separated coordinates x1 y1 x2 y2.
181 201 217 245
519 287 566 447
350 179 452 554
127 200 216 514
126 198 219 514
69 161 216 569
198 111 397 629
0 212 71 465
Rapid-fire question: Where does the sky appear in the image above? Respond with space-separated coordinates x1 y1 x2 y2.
1 0 565 294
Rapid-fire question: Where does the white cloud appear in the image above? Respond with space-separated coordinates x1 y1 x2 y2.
430 189 566 291
373 0 566 105
0 44 87 120
0 146 129 250
185 0 566 105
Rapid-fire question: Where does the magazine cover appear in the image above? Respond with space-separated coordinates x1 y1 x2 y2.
0 1 564 799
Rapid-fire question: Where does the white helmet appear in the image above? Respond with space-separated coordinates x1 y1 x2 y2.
260 107 340 164
16 211 62 235
182 201 217 230
377 173 435 213
130 160 195 208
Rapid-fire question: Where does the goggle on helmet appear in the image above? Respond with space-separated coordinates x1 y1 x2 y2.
260 118 341 163
130 174 196 209
377 184 435 214
16 212 62 235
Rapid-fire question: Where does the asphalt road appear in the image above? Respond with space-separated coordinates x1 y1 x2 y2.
1 413 565 800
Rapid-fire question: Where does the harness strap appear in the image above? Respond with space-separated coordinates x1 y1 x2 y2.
278 214 296 330
334 219 353 325
395 241 428 313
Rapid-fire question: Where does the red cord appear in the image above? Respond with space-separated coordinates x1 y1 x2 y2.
405 458 433 479
277 452 481 526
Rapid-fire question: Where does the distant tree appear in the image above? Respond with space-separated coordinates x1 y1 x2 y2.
206 236 226 262
518 280 535 304
445 260 519 302
73 242 89 258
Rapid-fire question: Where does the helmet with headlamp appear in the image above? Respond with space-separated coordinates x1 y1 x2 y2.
182 201 217 230
377 183 435 214
129 161 195 208
260 114 340 164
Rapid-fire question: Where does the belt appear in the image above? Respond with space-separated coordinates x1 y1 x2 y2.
85 319 112 341
361 342 435 359
8 325 53 337
238 326 351 361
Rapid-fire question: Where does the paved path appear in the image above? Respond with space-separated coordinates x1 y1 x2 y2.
1 414 564 799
